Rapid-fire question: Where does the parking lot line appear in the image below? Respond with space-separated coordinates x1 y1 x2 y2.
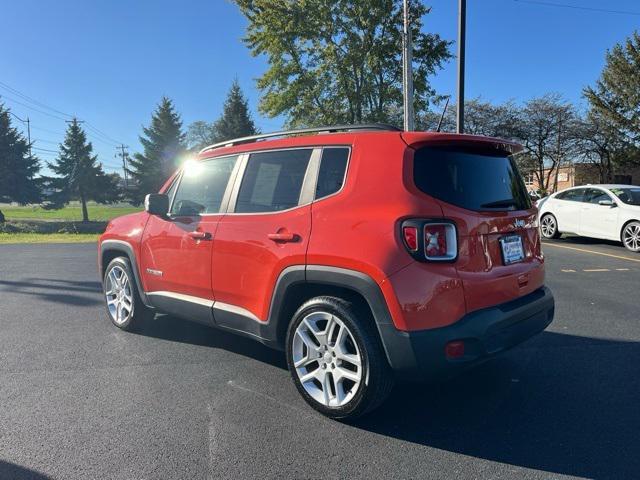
583 268 610 272
543 242 640 263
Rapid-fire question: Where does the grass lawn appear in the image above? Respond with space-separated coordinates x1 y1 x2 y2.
0 233 100 244
1 204 140 221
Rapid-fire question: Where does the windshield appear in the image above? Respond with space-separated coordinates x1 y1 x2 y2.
413 146 531 212
610 187 640 206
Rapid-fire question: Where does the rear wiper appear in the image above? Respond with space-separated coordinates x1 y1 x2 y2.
480 199 517 209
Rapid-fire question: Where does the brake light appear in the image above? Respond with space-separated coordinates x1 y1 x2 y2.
400 219 457 262
402 226 418 251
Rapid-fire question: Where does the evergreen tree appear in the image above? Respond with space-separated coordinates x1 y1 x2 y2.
47 118 120 222
0 103 41 220
584 31 640 145
213 80 258 141
186 81 258 150
128 97 186 203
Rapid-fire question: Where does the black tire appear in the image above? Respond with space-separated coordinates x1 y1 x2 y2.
540 213 561 239
286 296 394 420
103 256 153 331
621 221 640 253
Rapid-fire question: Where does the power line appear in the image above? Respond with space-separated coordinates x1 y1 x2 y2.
513 0 640 16
0 80 127 146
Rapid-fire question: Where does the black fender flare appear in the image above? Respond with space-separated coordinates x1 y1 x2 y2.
99 240 152 307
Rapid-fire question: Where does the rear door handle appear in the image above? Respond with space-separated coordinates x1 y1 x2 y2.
188 231 212 240
268 232 296 242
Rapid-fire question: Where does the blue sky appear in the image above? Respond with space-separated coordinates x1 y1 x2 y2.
1 0 638 174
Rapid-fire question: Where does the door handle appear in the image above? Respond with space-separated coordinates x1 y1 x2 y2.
188 231 212 240
268 232 296 242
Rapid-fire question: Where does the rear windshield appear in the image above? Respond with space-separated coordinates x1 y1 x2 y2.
610 187 640 206
413 146 531 212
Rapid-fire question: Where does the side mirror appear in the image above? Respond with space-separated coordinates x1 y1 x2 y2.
144 193 169 216
598 199 615 207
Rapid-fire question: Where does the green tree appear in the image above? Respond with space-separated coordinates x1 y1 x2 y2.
235 0 451 127
128 97 186 203
213 79 258 141
187 80 258 150
47 119 120 222
0 103 41 221
584 31 640 145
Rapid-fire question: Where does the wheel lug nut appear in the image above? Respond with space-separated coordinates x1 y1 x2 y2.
322 364 326 369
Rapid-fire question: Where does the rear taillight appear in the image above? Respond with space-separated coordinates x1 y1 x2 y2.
400 219 457 262
402 226 418 251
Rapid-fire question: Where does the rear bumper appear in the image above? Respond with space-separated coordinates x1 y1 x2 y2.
378 286 555 381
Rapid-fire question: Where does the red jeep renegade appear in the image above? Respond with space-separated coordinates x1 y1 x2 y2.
99 124 554 419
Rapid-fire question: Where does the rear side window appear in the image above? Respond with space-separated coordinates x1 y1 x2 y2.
235 149 312 213
315 148 349 199
413 147 531 211
170 156 237 216
556 189 586 202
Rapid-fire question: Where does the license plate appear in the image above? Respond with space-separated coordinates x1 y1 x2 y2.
500 235 525 265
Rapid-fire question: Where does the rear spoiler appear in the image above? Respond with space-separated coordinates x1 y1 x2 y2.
401 132 523 155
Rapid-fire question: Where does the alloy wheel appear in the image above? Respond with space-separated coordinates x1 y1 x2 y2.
292 311 363 408
541 215 557 238
105 265 134 325
623 223 640 252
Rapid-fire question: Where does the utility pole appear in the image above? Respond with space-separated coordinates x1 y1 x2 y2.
457 0 467 134
402 0 415 131
116 144 129 190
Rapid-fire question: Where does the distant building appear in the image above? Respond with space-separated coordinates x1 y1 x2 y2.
524 163 640 194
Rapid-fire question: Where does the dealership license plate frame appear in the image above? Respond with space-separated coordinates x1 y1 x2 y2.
500 234 525 265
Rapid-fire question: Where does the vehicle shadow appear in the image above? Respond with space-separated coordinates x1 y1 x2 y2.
0 460 51 480
0 278 103 306
353 331 640 479
550 234 623 249
132 313 288 370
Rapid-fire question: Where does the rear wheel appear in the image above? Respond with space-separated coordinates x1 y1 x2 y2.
286 296 394 420
622 221 640 253
103 257 152 330
540 213 561 239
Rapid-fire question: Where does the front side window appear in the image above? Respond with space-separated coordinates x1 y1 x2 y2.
170 156 237 216
235 149 312 213
315 147 349 199
585 188 613 205
610 187 640 206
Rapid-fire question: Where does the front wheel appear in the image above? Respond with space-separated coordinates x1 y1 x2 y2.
103 257 152 331
286 296 394 420
622 221 640 253
540 213 561 239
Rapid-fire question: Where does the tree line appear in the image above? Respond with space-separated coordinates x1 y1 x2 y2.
0 79 257 221
1 0 639 220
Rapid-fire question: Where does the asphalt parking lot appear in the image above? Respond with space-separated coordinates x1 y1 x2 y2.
0 240 639 480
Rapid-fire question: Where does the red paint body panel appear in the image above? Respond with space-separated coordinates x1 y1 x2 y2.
139 214 221 300
211 206 311 321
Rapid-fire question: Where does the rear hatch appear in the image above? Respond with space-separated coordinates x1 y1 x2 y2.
412 142 544 313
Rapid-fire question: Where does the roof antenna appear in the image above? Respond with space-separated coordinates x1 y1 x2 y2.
436 96 451 132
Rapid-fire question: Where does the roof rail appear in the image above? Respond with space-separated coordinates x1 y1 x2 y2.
199 123 401 154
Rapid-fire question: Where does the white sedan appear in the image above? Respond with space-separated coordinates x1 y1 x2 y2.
538 184 640 252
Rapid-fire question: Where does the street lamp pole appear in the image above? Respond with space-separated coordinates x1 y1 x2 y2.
457 0 467 134
402 0 415 131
